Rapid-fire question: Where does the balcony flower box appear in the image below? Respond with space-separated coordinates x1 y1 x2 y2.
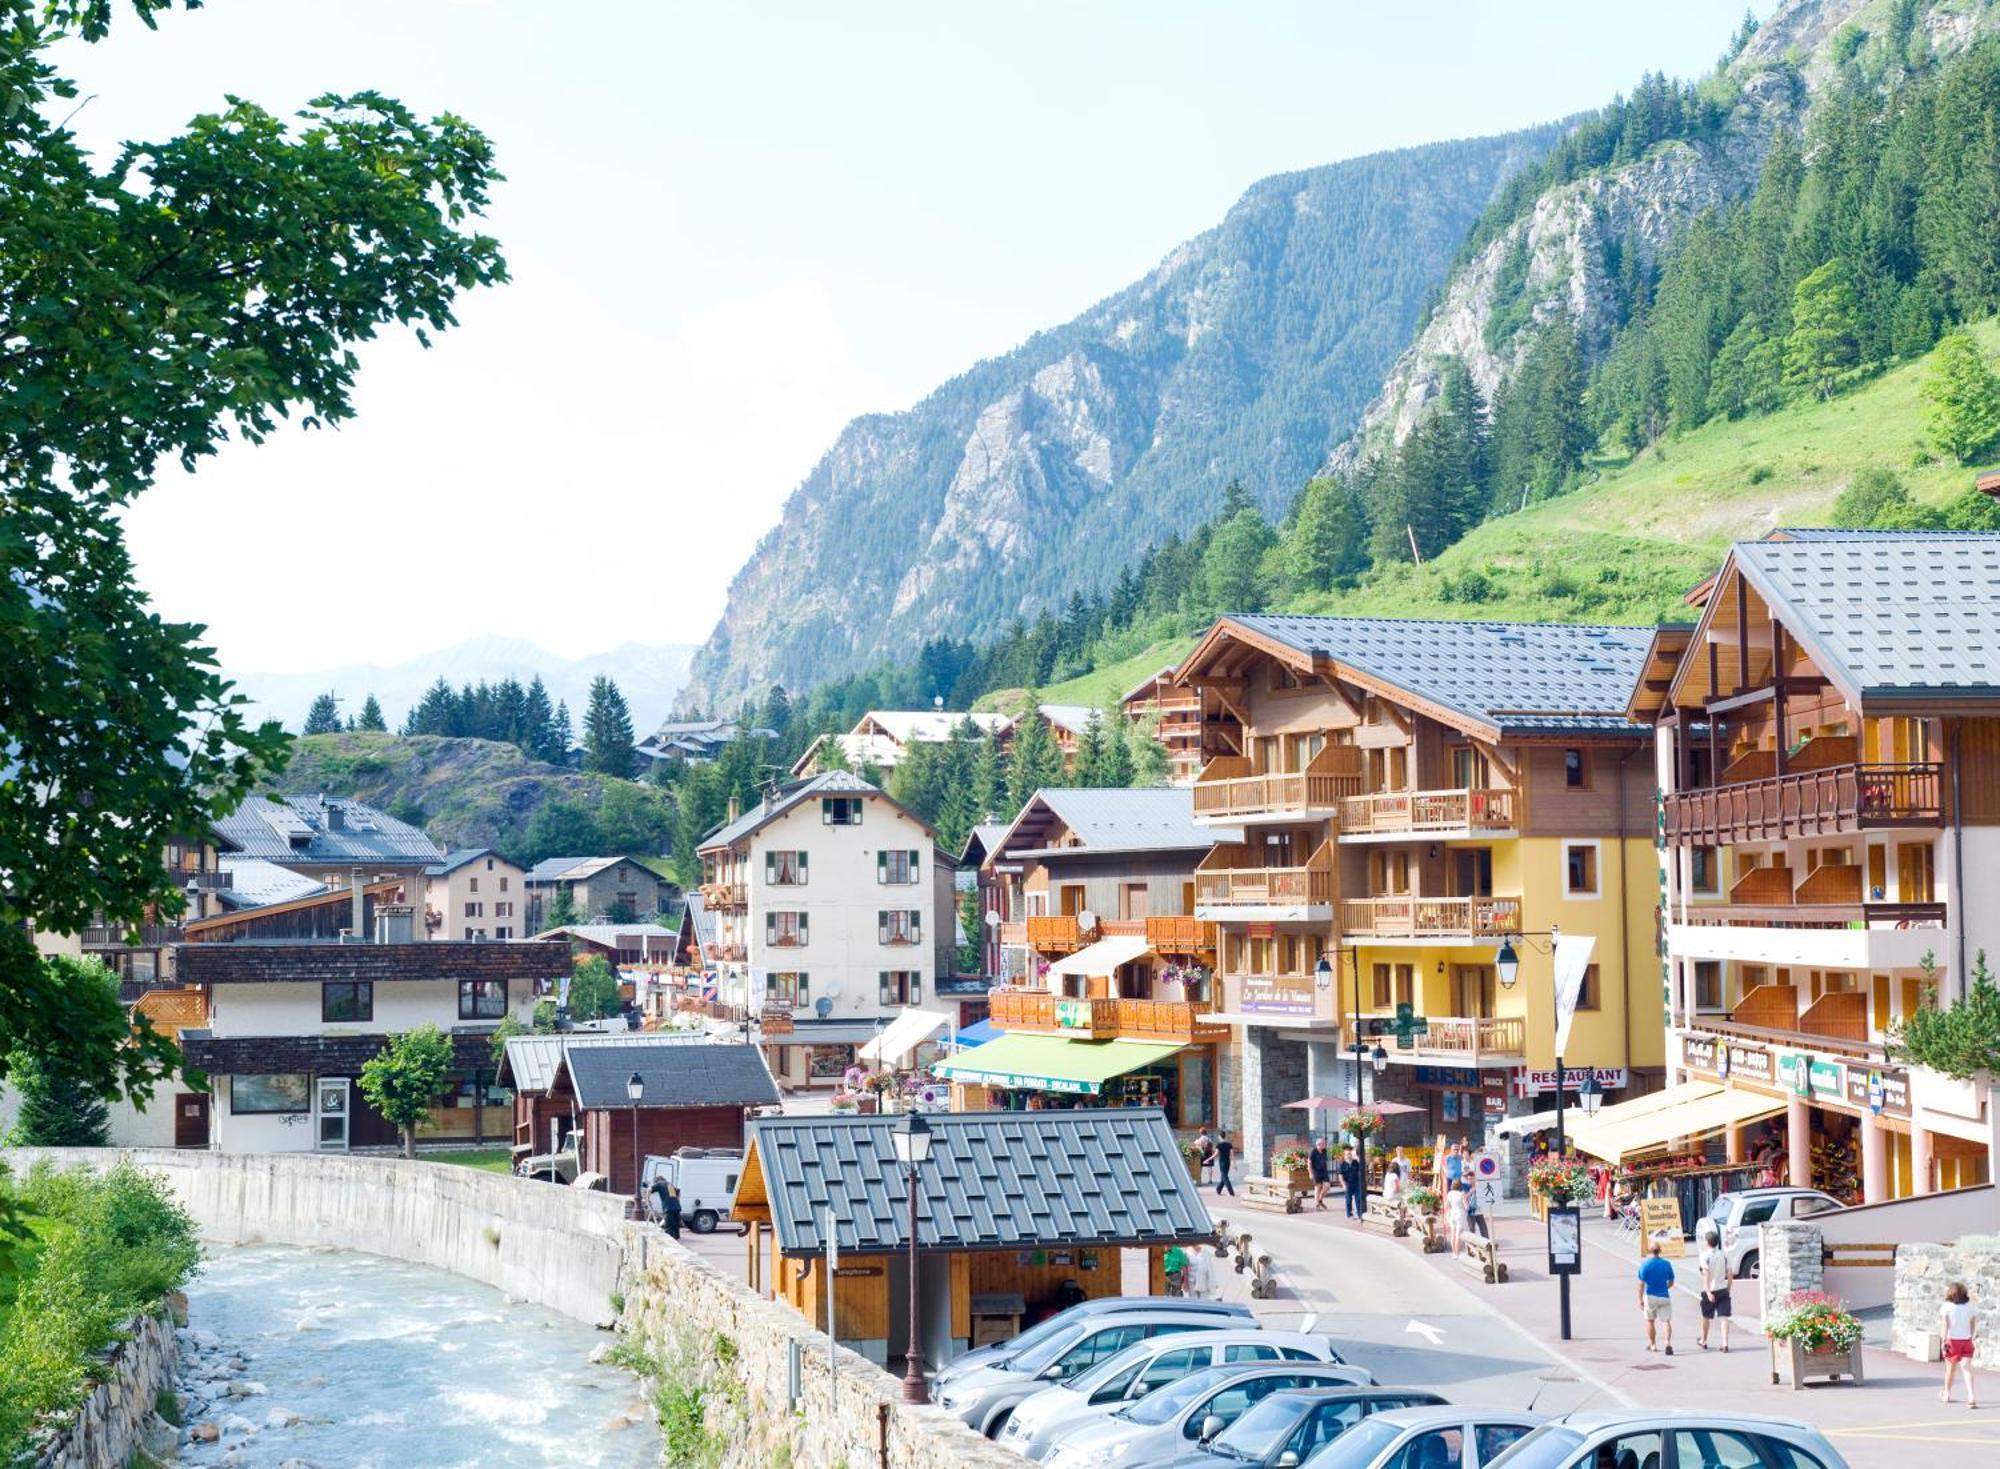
1766 1291 1866 1389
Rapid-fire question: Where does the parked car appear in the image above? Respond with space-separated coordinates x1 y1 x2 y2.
1047 1373 1430 1469
1302 1406 1546 1469
639 1147 744 1233
1002 1329 1365 1462
1701 1189 1844 1278
1145 1385 1450 1469
932 1296 1253 1393
517 1127 581 1184
1486 1411 1852 1469
934 1311 1245 1438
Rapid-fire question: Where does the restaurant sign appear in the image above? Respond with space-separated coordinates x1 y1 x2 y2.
1518 1067 1627 1096
1240 977 1315 1016
1843 1064 1911 1118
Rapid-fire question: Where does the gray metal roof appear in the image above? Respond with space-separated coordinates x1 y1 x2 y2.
700 770 922 850
559 1040 779 1111
211 795 444 866
746 1110 1213 1257
214 858 328 911
525 855 596 883
1733 533 2000 704
425 848 494 877
499 1030 709 1094
961 822 1011 866
532 922 677 948
679 892 718 960
1017 787 1225 856
1229 614 1654 736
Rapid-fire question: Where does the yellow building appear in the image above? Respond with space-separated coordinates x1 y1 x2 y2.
1174 614 1662 1173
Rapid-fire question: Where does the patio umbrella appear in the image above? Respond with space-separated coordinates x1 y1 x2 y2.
1283 1096 1425 1115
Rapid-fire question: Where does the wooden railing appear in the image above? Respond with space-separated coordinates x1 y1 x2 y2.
1665 763 1942 843
1339 787 1517 835
1727 864 1793 905
1798 990 1871 1043
1191 745 1363 819
1720 749 1777 783
986 987 1216 1040
1794 862 1862 905
1195 840 1337 908
1145 915 1216 953
81 924 183 947
1337 895 1522 939
1680 900 1947 929
1790 734 1859 772
701 881 748 910
1025 914 1091 952
1732 982 1800 1030
1351 1013 1525 1061
998 920 1027 947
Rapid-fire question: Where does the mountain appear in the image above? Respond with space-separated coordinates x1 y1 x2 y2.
229 636 698 734
682 123 1568 708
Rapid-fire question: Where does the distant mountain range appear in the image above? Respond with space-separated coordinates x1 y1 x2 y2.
229 636 698 734
681 121 1567 708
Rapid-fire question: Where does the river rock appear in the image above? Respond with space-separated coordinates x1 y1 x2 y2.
295 1311 326 1332
190 1422 221 1444
188 1328 223 1351
278 1459 319 1468
266 1407 304 1429
221 1413 259 1436
588 1343 613 1363
225 1380 268 1398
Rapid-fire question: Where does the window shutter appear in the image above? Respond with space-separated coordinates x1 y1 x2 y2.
879 971 890 1005
798 913 809 947
765 912 776 943
798 973 809 1002
909 911 921 943
878 912 888 944
764 972 776 999
911 974 921 1002
877 850 887 883
764 852 775 882
797 851 808 885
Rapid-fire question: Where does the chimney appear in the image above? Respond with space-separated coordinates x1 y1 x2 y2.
326 798 345 832
375 904 415 944
350 867 365 939
726 795 741 823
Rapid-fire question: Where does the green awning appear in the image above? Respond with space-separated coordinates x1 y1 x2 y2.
932 1034 1184 1095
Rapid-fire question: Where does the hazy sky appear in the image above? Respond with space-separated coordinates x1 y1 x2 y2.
75 0 1765 672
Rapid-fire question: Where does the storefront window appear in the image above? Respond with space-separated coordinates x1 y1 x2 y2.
232 1074 309 1114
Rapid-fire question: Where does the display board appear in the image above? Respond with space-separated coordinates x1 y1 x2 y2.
1639 1196 1685 1258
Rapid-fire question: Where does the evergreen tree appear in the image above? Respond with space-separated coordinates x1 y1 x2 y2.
1783 261 1863 400
523 676 555 760
1921 329 2000 465
1100 705 1135 788
302 692 342 736
966 734 1004 823
582 676 636 778
1005 703 1063 811
405 678 458 736
6 1044 109 1145
1200 506 1276 614
1280 475 1368 592
356 694 387 732
1706 317 1784 419
1128 716 1172 788
551 699 574 758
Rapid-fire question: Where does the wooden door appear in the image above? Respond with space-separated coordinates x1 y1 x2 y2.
174 1093 210 1149
1060 885 1085 916
1453 965 1495 1019
1121 883 1149 920
1897 842 1935 902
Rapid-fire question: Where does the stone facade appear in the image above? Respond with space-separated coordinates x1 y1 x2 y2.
1758 1220 1826 1318
1894 1238 2000 1367
36 1306 179 1469
1241 1029 1308 1177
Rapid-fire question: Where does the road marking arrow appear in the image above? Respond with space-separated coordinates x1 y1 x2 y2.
1405 1319 1445 1346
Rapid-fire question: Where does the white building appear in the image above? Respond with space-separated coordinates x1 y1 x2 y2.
697 772 956 1087
424 848 529 940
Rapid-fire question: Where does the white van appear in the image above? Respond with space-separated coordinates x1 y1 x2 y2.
640 1146 744 1233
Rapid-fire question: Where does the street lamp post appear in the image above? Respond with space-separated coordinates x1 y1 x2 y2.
626 1071 645 1215
892 1111 934 1404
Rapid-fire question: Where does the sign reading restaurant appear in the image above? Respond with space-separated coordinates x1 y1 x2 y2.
1680 1030 1908 1118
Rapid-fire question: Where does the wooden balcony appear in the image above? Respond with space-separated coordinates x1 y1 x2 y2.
1664 762 1942 844
1727 864 1793 905
1221 972 1339 1023
1798 990 1870 1043
1794 862 1861 905
1191 745 1363 821
998 920 1027 947
986 987 1218 1041
1337 895 1522 940
82 924 183 948
1339 787 1517 836
1025 914 1092 953
1195 840 1337 911
1720 985 1873 1047
1686 856 1947 929
1732 982 1799 1030
1351 1013 1525 1063
700 881 748 910
1144 915 1216 954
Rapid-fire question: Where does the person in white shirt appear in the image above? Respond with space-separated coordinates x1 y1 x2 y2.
1183 1242 1219 1301
1444 1181 1470 1254
1696 1221 1733 1351
1941 1280 1979 1408
1382 1159 1404 1204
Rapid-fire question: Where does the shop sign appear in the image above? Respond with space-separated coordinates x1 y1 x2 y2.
1053 998 1094 1031
1809 1059 1843 1099
1483 1090 1508 1116
1682 1033 1719 1075
1241 977 1314 1016
1519 1067 1626 1096
1682 1031 1778 1084
1778 1052 1843 1099
760 1008 795 1036
1415 1065 1483 1089
1639 1197 1685 1259
1844 1065 1910 1118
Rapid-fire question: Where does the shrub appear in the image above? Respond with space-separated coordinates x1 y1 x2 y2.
1746 463 1774 485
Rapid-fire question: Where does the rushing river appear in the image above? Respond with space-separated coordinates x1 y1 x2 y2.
178 1244 661 1468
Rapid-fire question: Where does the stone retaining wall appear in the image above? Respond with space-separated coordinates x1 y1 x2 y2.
1893 1238 2000 1366
3 1148 1022 1468
34 1307 178 1469
1758 1221 1825 1318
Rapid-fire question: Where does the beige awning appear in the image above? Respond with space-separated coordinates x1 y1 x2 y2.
1574 1084 1785 1165
858 1007 952 1065
1045 935 1152 980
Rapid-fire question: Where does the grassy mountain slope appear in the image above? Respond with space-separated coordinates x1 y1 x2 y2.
975 639 1193 716
273 733 674 865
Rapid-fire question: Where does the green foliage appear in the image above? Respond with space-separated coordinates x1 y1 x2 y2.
1 0 502 1124
402 674 569 763
356 694 388 733
568 956 620 1021
1921 329 2000 463
6 1048 108 1148
1783 261 1863 400
1890 951 2000 1080
1281 475 1369 592
487 1009 554 1069
1830 467 1923 528
583 676 637 779
0 1163 200 1460
302 692 343 736
1005 699 1064 811
358 1025 454 1160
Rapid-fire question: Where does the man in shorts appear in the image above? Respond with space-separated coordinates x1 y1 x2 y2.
1637 1242 1676 1355
1696 1223 1732 1351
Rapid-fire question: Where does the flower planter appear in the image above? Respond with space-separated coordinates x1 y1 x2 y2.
1769 1336 1865 1389
1184 1152 1204 1182
1286 1166 1312 1193
856 1096 878 1115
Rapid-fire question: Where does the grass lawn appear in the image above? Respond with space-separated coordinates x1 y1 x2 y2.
976 637 1198 715
423 1148 513 1174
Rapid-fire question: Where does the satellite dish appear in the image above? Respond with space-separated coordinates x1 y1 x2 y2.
984 910 1001 928
814 996 833 1018
1078 909 1098 931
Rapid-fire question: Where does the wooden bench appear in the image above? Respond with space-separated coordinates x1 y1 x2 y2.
1242 1175 1304 1214
1414 1213 1450 1254
1458 1233 1507 1284
1362 1197 1409 1237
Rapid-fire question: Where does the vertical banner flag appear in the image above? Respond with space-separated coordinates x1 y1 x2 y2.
1551 933 1597 1058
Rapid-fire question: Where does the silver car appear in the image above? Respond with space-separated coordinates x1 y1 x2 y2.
933 1297 1252 1394
1303 1406 1546 1469
1152 1385 1451 1469
1699 1190 1844 1279
1002 1329 1364 1462
1486 1411 1852 1469
934 1311 1240 1438
1045 1366 1391 1469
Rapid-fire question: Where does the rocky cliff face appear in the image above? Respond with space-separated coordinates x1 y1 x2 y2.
1332 0 1995 468
683 126 1564 709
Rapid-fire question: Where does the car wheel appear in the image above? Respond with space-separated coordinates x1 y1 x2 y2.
691 1209 719 1234
1739 1250 1760 1280
984 1408 1012 1440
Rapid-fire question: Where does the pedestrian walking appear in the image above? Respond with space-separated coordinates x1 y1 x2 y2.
1163 1243 1187 1297
1445 1180 1469 1254
1340 1146 1365 1220
1184 1242 1218 1300
1382 1158 1404 1205
1195 1125 1216 1188
1214 1131 1236 1195
1464 1175 1488 1239
1637 1242 1676 1355
1941 1281 1980 1407
1308 1139 1331 1210
1444 1142 1466 1193
1696 1222 1732 1352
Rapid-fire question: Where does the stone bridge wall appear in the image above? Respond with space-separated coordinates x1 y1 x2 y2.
1 1148 1018 1469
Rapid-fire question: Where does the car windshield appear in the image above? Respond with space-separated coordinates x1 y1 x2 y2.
1486 1425 1587 1469
1116 1367 1236 1426
1065 1340 1155 1396
1009 1323 1085 1375
991 1312 1083 1363
1208 1394 1312 1459
1706 1195 1735 1224
1299 1415 1404 1469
